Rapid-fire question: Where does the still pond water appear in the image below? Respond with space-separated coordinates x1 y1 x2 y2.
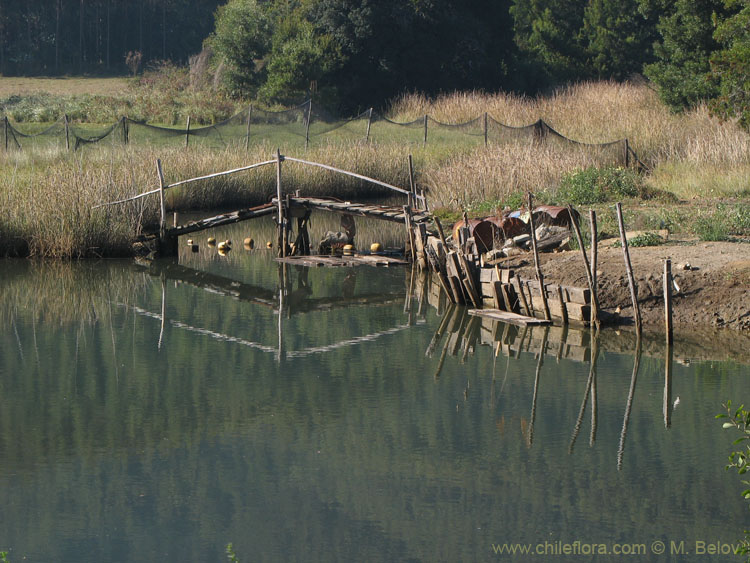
1 216 748 562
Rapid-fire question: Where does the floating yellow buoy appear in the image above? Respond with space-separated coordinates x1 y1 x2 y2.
370 242 382 253
266 241 273 248
207 237 216 246
244 237 255 249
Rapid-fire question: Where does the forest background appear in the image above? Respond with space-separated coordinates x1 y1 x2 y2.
0 0 747 126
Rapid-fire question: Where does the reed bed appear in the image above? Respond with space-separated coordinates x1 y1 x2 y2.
1 81 748 258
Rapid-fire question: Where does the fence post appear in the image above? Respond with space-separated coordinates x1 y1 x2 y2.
365 107 373 143
123 117 129 145
4 116 8 151
483 112 488 146
64 114 70 151
185 116 191 149
624 138 630 168
423 114 428 147
305 100 312 150
245 105 253 151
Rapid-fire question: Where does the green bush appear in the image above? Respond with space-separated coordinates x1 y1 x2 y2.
557 166 643 205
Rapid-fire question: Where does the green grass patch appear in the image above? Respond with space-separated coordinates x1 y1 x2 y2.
556 166 645 205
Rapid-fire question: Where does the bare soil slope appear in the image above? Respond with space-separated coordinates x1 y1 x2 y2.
515 237 750 331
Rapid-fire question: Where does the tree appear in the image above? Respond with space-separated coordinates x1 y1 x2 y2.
709 0 750 129
510 0 589 86
582 0 657 80
640 0 727 111
209 0 273 97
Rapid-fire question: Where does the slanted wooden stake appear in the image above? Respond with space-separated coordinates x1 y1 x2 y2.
423 114 428 146
527 192 551 320
403 205 416 262
64 114 70 151
567 204 599 328
589 210 599 327
407 154 417 209
663 259 673 344
615 202 642 335
305 100 312 150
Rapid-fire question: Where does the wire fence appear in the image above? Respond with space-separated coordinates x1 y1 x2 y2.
1 99 643 168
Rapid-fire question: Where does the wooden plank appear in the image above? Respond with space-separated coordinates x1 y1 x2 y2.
522 278 590 305
468 309 552 327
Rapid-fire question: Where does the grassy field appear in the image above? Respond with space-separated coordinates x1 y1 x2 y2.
0 76 130 97
1 78 748 258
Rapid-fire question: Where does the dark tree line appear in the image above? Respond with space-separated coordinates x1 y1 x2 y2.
1 0 747 126
0 0 222 75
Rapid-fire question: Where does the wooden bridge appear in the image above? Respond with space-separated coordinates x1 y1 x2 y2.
97 150 432 258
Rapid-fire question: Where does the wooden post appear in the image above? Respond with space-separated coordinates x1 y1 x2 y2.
556 285 568 324
624 138 630 168
433 216 448 248
64 114 70 151
245 105 253 151
527 192 551 320
423 114 428 147
567 204 599 328
276 149 285 257
365 107 373 143
123 116 129 145
589 210 599 328
403 205 417 262
173 211 178 228
615 202 642 335
483 112 488 147
663 259 673 344
156 159 166 241
305 100 312 150
185 115 191 148
408 154 417 209
5 116 9 151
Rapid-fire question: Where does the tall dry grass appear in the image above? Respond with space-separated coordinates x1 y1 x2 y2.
2 81 748 257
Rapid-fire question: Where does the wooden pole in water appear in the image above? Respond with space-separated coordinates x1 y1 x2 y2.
245 105 252 151
276 149 285 257
185 115 191 148
403 205 416 263
663 259 673 344
365 108 373 143
527 192 551 320
589 210 599 328
615 202 642 335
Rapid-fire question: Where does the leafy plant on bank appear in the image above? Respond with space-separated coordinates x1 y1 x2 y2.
556 166 644 205
716 401 750 561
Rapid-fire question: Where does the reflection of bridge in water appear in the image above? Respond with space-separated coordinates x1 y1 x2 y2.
129 259 678 471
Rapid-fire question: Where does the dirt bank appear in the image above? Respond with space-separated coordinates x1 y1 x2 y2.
513 236 750 331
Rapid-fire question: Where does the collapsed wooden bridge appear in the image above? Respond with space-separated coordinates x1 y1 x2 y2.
95 150 600 329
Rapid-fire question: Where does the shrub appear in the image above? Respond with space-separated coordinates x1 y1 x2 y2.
557 166 643 205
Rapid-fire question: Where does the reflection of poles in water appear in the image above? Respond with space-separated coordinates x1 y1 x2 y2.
342 271 357 299
527 327 549 447
590 331 598 446
405 264 416 324
664 342 673 428
277 286 285 363
461 315 481 363
12 311 24 362
432 303 460 379
107 286 120 384
569 329 599 454
617 335 642 470
158 273 166 351
426 302 455 357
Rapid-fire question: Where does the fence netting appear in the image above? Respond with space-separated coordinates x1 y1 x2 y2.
1 101 642 168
